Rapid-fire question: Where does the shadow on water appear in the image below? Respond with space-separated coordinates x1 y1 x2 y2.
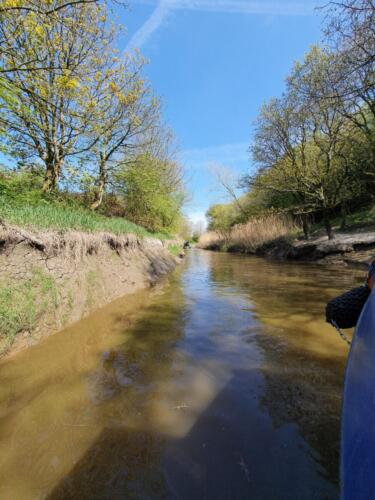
0 250 365 499
48 366 337 500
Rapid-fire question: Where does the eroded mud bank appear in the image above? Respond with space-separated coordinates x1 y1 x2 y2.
0 223 180 356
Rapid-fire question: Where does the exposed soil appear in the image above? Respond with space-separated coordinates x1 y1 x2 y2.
0 223 181 357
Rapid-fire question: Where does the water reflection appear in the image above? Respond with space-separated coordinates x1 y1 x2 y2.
207 252 362 485
0 250 363 499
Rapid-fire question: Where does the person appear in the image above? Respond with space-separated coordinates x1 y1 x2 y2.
326 258 375 330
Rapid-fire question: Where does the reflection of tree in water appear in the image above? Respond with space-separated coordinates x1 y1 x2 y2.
208 253 364 485
50 274 188 499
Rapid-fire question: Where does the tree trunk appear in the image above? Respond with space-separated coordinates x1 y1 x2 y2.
323 210 334 240
301 214 310 240
42 164 57 192
90 161 106 211
340 203 347 230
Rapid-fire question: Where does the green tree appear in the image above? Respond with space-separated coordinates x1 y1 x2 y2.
206 203 238 243
248 48 365 239
0 2 116 191
116 153 185 232
86 54 161 210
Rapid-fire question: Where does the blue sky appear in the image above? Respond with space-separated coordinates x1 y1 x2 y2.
115 0 325 226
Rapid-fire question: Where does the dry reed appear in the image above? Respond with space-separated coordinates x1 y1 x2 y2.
198 214 299 252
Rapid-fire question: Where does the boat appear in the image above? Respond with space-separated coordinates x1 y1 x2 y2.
341 289 375 500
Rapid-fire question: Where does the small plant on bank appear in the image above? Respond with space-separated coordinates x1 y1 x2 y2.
0 267 59 352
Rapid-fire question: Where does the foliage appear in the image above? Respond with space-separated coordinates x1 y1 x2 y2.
0 197 168 237
0 267 58 350
0 168 170 236
0 2 185 234
206 203 239 235
116 153 185 233
168 243 181 256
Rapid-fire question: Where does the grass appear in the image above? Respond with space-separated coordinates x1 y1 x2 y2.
0 197 169 239
332 206 375 230
309 205 375 236
0 267 59 351
167 243 182 256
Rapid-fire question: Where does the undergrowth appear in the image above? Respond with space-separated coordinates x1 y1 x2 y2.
0 200 168 238
167 243 182 256
0 169 170 239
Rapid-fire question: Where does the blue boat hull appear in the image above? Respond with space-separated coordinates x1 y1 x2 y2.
341 290 375 500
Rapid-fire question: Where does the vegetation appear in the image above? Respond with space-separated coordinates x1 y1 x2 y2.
167 244 182 256
199 214 298 253
0 267 58 350
0 0 185 236
0 168 169 237
205 0 375 245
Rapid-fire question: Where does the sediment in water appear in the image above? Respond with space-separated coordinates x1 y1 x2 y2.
0 223 181 356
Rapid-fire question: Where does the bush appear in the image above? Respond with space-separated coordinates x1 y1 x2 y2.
116 154 184 233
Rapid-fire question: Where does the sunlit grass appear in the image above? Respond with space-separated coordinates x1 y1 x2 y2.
0 198 169 239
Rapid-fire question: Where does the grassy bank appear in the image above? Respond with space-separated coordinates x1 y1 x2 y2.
0 169 173 239
0 199 168 239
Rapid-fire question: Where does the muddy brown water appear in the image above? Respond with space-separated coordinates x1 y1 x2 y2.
0 250 365 499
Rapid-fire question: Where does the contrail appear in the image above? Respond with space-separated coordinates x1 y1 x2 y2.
125 0 171 51
126 0 318 51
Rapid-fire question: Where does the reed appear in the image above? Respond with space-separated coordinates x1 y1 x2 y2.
198 214 299 252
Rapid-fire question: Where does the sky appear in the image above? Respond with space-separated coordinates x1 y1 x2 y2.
115 0 325 226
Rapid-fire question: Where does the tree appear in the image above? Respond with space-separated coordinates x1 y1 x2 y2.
206 203 238 243
86 55 161 210
0 1 127 73
248 48 363 239
210 164 250 221
0 2 117 191
323 0 375 99
115 153 185 232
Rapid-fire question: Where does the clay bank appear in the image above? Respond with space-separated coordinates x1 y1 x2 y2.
0 222 181 356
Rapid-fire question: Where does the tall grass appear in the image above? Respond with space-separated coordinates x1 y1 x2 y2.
198 214 299 252
0 198 169 239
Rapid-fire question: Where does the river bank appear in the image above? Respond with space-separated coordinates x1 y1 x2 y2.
0 222 182 357
199 227 375 268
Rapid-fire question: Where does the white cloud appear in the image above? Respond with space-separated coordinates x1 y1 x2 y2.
126 0 318 51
